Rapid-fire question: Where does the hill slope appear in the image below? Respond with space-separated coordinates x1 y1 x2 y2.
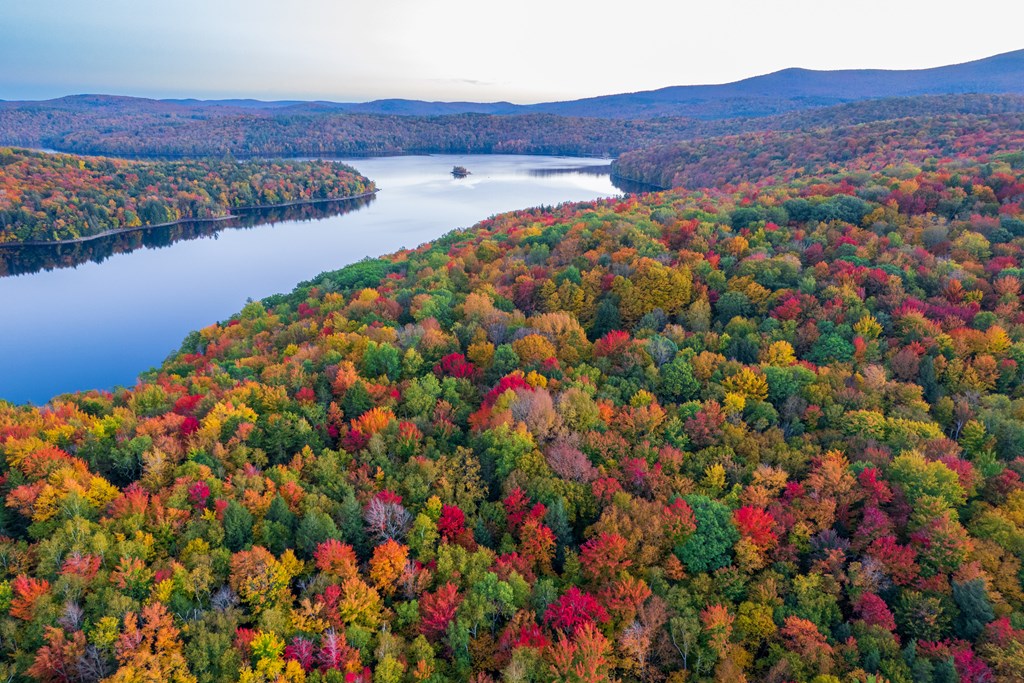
611 111 1024 189
1 115 1024 681
3 92 1024 159
0 149 374 243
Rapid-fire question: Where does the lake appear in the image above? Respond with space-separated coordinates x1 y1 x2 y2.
0 154 621 404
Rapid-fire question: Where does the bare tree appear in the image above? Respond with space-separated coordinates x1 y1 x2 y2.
364 498 412 543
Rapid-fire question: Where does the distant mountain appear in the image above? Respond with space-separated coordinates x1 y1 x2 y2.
2 49 1023 159
3 93 1024 160
162 98 307 109
7 49 1021 122
298 99 519 116
521 49 1024 119
154 98 520 116
123 49 1024 120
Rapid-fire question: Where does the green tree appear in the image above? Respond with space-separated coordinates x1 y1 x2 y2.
402 374 442 418
888 452 966 511
342 381 373 420
952 579 994 640
491 344 521 377
660 356 699 401
896 591 950 641
296 509 341 559
590 297 622 341
676 495 738 573
811 333 855 364
715 292 752 323
223 500 254 553
257 495 296 555
362 341 401 381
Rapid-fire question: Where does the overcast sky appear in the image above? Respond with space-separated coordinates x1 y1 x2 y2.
2 0 1021 103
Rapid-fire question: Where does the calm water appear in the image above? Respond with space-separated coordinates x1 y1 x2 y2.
0 155 620 404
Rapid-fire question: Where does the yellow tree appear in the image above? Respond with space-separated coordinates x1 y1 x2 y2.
108 602 196 683
229 547 302 612
369 539 409 597
613 258 692 324
722 368 769 402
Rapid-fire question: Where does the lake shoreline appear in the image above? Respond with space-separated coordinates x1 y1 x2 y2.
21 147 615 162
0 154 617 404
0 190 379 248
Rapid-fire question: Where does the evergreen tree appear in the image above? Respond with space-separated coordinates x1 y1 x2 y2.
295 509 341 559
342 381 373 420
257 495 296 555
223 500 254 553
589 297 621 341
952 579 994 640
545 497 574 569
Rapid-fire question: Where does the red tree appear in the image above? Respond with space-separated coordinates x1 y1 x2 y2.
854 592 897 631
420 582 463 638
733 506 777 548
544 587 609 634
579 532 631 583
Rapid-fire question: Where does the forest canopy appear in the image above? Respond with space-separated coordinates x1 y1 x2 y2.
0 149 374 243
2 93 1023 159
611 112 1024 191
2 113 1024 681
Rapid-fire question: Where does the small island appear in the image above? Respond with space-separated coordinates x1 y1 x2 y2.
0 148 376 244
451 165 471 178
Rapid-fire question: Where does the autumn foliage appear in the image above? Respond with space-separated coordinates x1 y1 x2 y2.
0 148 374 243
3 109 1024 682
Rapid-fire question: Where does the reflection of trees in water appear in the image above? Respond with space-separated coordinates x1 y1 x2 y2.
609 175 665 194
0 195 375 277
527 165 613 178
523 165 660 196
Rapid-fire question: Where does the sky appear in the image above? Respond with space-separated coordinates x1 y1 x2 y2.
2 0 1022 103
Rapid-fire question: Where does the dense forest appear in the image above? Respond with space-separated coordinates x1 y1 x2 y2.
1 116 1024 682
2 94 1024 159
0 149 374 243
611 113 1024 190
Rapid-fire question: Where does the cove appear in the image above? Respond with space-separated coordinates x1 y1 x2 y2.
0 155 620 404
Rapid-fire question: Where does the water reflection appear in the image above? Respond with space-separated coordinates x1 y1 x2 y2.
0 154 619 404
0 195 376 277
532 165 657 195
609 175 666 194
529 164 613 178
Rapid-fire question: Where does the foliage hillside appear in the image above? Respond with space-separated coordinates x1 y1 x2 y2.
3 93 1024 159
612 113 1024 190
0 149 374 243
2 128 1024 682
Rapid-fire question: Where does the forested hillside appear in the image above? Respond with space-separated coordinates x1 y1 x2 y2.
2 94 1023 159
2 120 1024 681
0 149 374 243
612 113 1024 190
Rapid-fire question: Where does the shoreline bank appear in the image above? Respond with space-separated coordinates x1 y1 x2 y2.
0 190 379 248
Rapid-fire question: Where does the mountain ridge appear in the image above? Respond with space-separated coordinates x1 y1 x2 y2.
12 48 1019 120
